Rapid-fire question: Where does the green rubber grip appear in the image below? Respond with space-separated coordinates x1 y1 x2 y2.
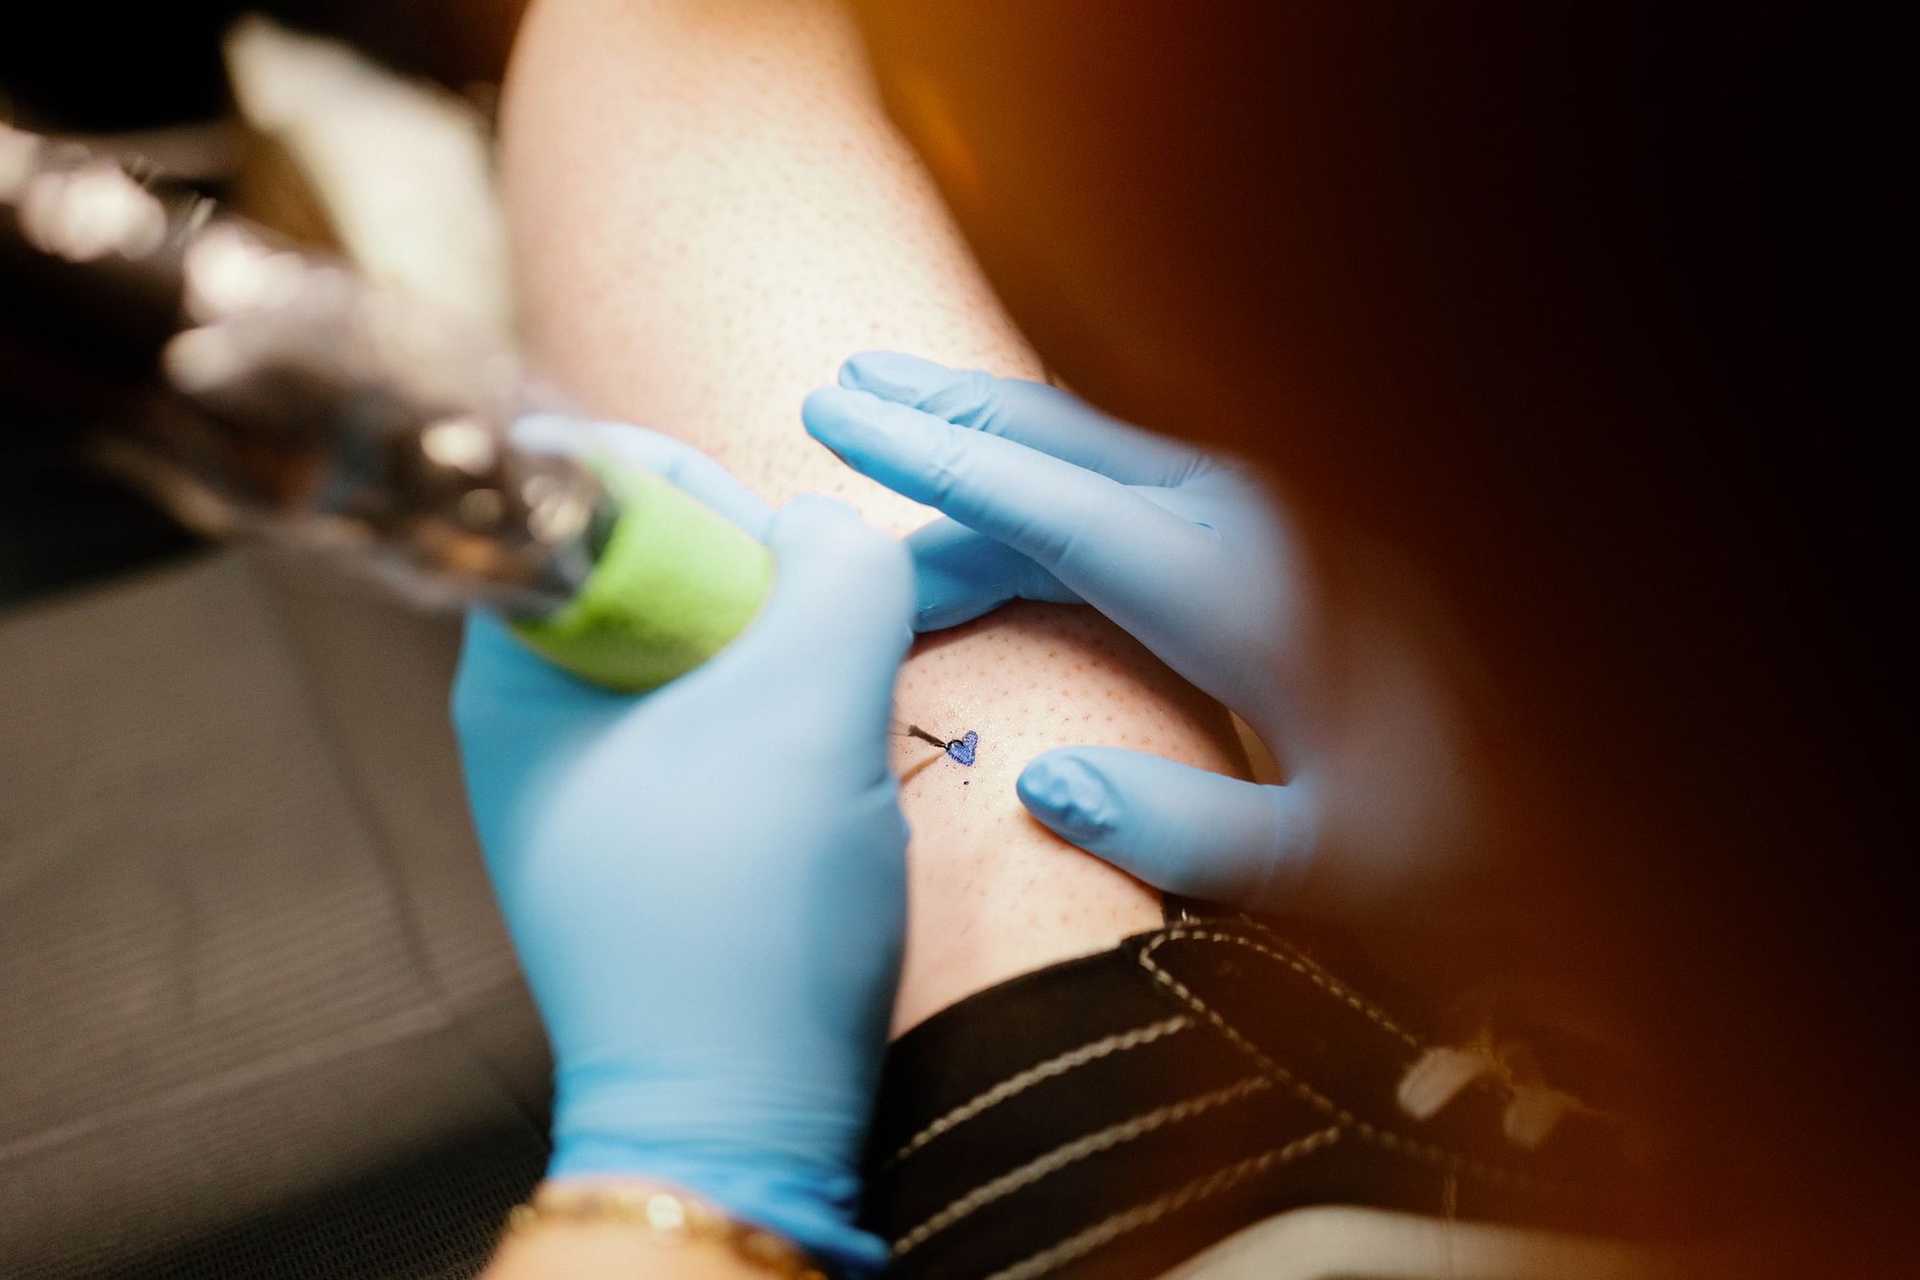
511 466 773 692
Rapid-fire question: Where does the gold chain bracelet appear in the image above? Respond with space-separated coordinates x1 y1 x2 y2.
502 1184 828 1279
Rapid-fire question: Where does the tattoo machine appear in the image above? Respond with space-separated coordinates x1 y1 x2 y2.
0 122 769 691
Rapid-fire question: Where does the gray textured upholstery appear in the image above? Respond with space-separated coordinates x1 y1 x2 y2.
0 551 549 1277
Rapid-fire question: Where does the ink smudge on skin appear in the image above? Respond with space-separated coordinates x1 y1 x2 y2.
946 730 978 766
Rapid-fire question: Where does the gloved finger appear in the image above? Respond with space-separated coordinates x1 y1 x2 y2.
839 351 1204 486
805 387 1211 612
903 491 1236 633
514 414 775 538
907 517 1079 631
1016 747 1315 912
725 494 914 730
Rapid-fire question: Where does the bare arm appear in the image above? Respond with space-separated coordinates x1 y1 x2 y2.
501 0 1246 1033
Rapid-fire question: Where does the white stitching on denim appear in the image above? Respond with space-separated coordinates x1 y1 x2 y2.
1265 937 1424 1048
1234 921 1610 1121
1238 916 1517 1112
885 1015 1190 1168
1233 919 1520 1109
892 1075 1272 1258
1184 925 1424 1048
1138 929 1549 1192
982 1127 1344 1280
1137 934 1344 1118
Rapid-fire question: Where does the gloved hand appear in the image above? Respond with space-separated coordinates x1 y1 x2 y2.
804 352 1315 911
453 418 913 1271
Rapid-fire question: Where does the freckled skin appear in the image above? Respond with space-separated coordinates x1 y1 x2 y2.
503 0 1249 1034
886 606 1242 1028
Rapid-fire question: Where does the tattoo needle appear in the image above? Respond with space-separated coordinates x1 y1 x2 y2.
890 720 951 751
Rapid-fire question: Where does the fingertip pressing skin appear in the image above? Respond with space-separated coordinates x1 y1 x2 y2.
1015 752 1111 842
884 605 1243 1032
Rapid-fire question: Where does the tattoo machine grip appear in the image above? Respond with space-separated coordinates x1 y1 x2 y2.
511 465 774 692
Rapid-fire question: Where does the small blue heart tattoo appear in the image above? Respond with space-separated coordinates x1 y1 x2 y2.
946 730 978 766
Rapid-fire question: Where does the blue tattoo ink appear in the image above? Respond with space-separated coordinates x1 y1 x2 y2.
946 730 978 766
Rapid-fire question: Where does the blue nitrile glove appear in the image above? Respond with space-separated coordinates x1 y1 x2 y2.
804 352 1315 911
453 418 912 1272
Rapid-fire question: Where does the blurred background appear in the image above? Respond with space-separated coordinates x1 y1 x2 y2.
2 7 569 1277
1 1 527 602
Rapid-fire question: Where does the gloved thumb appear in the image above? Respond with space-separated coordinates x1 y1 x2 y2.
725 494 914 723
1016 747 1315 913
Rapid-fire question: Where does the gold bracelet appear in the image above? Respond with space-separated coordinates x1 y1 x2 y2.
502 1183 828 1279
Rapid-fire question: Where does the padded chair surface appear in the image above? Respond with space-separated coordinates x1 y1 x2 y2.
1 550 549 1278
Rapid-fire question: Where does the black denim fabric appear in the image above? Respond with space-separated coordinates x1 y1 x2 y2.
862 914 1647 1280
